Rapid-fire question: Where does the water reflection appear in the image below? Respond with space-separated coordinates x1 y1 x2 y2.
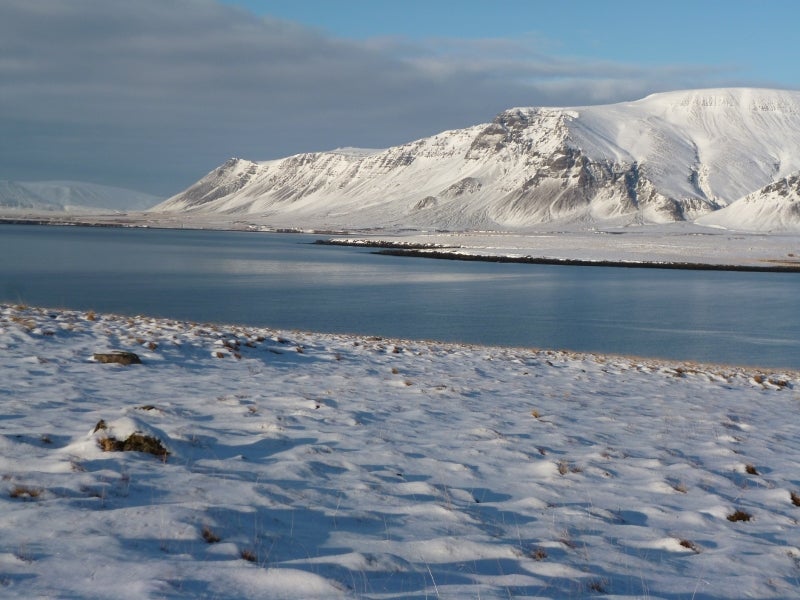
1 225 798 368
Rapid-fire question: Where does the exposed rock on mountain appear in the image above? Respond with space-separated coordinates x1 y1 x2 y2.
153 88 800 231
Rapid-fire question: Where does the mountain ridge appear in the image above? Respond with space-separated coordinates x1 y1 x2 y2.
0 181 161 213
153 88 800 231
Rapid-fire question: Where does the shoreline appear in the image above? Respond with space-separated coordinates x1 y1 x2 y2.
373 247 800 273
5 303 798 378
316 239 800 272
4 215 800 272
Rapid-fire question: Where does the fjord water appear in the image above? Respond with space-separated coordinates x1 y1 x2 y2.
2 224 798 369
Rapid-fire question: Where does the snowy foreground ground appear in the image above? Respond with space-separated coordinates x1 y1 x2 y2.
2 304 800 599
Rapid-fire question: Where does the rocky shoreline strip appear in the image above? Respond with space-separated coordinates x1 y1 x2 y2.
316 238 800 272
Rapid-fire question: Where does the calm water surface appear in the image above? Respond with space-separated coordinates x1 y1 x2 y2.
2 224 798 369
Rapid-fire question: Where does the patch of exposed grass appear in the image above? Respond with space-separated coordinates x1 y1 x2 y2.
530 547 547 561
239 549 257 562
588 579 608 594
727 509 752 522
9 485 42 499
745 464 759 475
557 459 582 475
790 491 800 507
93 351 141 365
202 526 221 544
98 433 169 459
679 539 700 553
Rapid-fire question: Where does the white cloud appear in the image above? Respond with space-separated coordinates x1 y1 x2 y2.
0 0 746 194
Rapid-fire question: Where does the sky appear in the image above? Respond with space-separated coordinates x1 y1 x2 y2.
2 0 798 196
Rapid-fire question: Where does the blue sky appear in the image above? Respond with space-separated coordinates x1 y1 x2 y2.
224 0 796 86
2 0 797 195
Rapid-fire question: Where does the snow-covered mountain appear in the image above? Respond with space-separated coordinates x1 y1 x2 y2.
153 88 800 231
0 181 161 213
697 171 800 231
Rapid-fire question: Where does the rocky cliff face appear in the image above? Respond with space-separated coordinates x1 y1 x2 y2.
154 88 800 231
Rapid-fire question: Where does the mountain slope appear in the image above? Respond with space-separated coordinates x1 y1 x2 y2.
696 171 800 231
0 180 63 212
153 88 800 230
0 181 161 213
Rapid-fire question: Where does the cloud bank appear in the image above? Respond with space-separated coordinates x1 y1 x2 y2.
0 0 744 194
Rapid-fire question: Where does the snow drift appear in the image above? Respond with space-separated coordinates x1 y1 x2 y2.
153 88 800 231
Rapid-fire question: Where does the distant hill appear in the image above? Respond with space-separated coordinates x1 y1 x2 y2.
0 181 161 213
696 171 800 231
153 88 800 232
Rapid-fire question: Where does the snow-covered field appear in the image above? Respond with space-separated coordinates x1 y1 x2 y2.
2 304 800 599
327 224 800 269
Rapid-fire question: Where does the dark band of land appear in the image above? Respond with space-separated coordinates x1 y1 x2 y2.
315 239 800 273
377 248 800 272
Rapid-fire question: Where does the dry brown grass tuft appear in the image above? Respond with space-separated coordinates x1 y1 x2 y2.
98 433 169 459
9 485 42 499
745 464 759 475
588 579 608 594
239 549 257 562
202 526 221 544
727 509 752 522
557 459 582 475
530 547 548 561
790 491 800 507
679 539 700 553
93 351 141 365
